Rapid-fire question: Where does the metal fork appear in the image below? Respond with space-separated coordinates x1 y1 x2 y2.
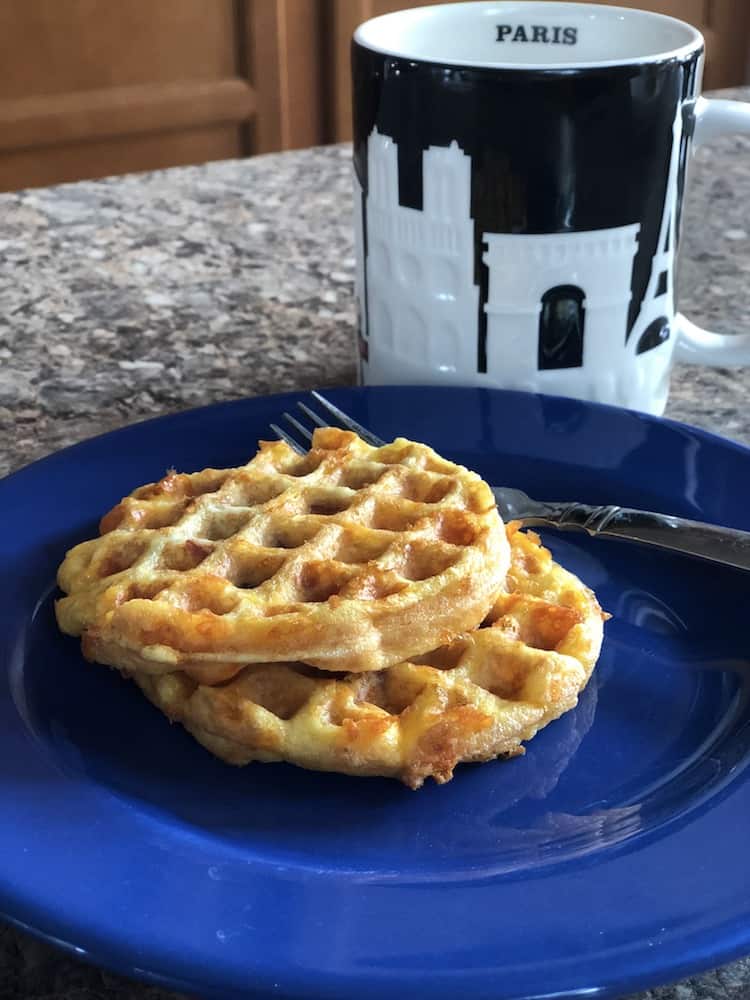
271 391 750 573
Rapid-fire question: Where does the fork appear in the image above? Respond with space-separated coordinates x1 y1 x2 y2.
271 391 750 573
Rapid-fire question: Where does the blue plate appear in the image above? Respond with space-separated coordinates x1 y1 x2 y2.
2 385 750 1000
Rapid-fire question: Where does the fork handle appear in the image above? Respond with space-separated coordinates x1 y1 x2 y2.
519 501 750 573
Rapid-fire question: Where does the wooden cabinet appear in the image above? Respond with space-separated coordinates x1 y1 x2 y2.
0 0 323 191
0 0 747 190
327 0 750 143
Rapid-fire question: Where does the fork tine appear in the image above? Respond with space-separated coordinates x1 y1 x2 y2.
296 401 328 429
309 390 385 447
282 411 314 444
269 423 306 454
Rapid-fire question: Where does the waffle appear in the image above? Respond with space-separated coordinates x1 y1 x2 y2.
56 427 510 677
134 526 606 788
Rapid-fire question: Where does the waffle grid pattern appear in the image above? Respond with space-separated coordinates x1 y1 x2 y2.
56 428 509 676
135 528 605 788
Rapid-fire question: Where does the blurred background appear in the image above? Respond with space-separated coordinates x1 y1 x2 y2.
0 0 748 192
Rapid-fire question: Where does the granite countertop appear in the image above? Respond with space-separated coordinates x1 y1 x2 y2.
2 89 750 1000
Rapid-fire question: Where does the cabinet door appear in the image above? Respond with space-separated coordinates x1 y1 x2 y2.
0 0 249 190
328 0 749 142
0 0 324 191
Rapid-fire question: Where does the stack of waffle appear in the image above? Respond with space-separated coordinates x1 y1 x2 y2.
55 427 605 788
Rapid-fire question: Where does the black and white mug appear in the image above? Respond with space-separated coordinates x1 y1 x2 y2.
351 1 750 414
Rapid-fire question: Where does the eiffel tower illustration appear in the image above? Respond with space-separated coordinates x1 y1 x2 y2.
630 105 685 355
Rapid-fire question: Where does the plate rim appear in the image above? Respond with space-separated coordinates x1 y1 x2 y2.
4 383 750 491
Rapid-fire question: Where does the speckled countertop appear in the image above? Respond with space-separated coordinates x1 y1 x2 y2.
2 90 750 1000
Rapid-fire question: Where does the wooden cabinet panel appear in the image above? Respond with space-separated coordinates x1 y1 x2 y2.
0 124 242 191
0 79 255 152
0 0 250 190
0 0 238 97
243 0 325 153
0 0 324 191
328 0 749 142
703 0 750 88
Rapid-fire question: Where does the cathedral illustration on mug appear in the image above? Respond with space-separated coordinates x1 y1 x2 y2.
354 123 679 399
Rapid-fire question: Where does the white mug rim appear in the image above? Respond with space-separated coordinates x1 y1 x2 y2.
353 1 704 72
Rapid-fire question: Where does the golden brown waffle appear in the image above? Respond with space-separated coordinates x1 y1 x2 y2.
134 527 606 788
56 427 509 678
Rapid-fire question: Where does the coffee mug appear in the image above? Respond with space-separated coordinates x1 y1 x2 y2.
351 1 750 414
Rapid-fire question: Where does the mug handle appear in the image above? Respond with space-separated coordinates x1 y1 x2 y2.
674 97 750 365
